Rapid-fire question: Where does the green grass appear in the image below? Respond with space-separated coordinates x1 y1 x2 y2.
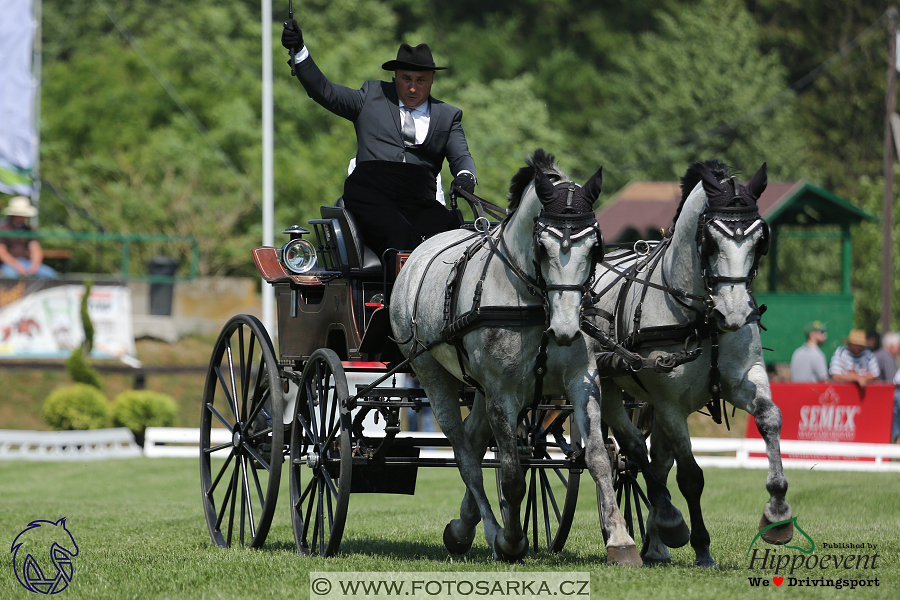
1 459 897 599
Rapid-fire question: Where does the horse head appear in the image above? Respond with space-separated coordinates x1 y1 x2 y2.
688 160 769 332
529 161 604 345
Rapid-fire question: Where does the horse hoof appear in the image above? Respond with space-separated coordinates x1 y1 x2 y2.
493 537 529 563
640 555 671 566
443 523 474 555
657 519 690 549
759 515 794 545
607 544 643 566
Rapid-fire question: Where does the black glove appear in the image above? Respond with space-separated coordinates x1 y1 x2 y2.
452 173 476 196
281 19 303 53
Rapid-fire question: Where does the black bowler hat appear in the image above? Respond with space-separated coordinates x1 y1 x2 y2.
382 43 447 71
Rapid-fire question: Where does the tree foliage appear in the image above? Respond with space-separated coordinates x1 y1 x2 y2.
15 0 896 329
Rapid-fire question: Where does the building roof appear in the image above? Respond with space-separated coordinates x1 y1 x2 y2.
594 179 876 242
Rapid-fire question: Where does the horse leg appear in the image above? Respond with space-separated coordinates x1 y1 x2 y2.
414 356 504 556
655 412 716 568
485 394 529 562
600 380 689 549
640 428 675 564
742 363 792 544
444 391 495 554
578 387 642 566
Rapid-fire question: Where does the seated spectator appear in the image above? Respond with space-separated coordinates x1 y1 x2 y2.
790 321 829 382
829 328 879 388
0 196 57 279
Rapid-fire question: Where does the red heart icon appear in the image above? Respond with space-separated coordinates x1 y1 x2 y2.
773 577 784 586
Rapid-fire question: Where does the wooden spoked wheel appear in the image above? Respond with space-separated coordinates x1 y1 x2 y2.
200 314 284 548
496 401 581 554
289 348 352 556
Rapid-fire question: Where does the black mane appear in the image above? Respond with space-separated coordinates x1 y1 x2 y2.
671 159 736 230
507 149 568 211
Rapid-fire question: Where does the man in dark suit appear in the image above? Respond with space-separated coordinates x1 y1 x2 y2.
282 22 477 257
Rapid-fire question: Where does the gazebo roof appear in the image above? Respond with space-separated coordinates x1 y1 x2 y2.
595 179 877 242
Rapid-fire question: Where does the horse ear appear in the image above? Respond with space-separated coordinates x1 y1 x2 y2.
695 161 725 197
581 166 603 205
534 167 556 205
748 162 768 200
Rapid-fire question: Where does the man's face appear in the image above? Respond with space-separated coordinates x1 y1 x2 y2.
811 330 827 346
847 342 866 356
395 69 434 109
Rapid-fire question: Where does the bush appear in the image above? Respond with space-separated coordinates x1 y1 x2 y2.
42 384 109 430
110 390 178 442
65 350 103 390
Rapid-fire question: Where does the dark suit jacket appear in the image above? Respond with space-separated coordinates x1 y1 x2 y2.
294 54 476 179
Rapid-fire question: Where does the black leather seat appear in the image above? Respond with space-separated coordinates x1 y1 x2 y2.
320 198 382 273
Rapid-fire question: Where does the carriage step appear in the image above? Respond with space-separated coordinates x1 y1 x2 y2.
354 386 429 398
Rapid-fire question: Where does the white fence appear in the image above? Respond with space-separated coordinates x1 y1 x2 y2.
0 428 142 461
4 427 900 471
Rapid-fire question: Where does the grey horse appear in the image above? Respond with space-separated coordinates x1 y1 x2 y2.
586 160 792 567
390 150 642 564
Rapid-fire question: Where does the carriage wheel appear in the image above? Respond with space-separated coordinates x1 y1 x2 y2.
597 402 651 544
289 348 352 556
200 314 284 549
496 402 581 554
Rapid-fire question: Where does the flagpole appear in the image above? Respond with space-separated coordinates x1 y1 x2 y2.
32 0 43 219
262 1 275 336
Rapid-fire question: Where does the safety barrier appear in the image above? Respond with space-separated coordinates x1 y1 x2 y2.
0 428 142 461
687 437 900 472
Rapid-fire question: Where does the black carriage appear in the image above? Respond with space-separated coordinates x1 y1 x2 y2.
199 198 648 556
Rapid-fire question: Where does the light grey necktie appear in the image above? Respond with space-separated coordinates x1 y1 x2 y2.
402 107 417 146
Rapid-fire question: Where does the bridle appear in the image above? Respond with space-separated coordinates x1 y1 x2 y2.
695 177 769 297
529 181 605 296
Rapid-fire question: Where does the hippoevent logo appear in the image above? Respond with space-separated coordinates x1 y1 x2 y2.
746 517 880 590
10 518 79 594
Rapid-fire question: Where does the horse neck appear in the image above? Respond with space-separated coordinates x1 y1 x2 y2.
663 185 706 297
502 185 541 279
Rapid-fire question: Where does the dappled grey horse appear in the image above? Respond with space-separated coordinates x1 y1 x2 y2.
584 160 791 567
390 150 642 564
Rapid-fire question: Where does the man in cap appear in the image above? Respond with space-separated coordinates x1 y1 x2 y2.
282 22 476 257
0 196 57 279
789 320 829 382
829 328 879 388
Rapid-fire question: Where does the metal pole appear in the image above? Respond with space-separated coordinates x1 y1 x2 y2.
882 7 899 334
262 1 276 336
32 0 42 221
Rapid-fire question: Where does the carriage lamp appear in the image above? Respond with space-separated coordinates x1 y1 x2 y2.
279 238 318 274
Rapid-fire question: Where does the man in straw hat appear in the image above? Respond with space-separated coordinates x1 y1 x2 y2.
829 328 879 388
282 22 476 257
0 196 57 279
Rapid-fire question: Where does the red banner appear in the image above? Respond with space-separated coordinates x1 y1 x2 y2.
745 383 894 459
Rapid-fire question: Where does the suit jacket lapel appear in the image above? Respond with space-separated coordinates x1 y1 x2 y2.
423 97 438 146
383 81 403 138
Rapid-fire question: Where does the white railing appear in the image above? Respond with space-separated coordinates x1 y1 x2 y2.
0 428 142 461
686 437 900 472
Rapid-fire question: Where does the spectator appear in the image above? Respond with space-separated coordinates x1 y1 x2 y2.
829 328 879 388
790 321 829 382
873 332 899 383
0 196 58 279
893 368 900 444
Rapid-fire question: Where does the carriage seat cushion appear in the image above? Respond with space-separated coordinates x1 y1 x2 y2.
321 200 382 272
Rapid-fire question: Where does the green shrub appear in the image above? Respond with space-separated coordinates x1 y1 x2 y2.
65 350 103 390
110 390 178 441
42 384 109 430
65 280 103 389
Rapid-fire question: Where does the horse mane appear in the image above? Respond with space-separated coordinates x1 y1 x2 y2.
507 149 568 211
669 159 736 232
